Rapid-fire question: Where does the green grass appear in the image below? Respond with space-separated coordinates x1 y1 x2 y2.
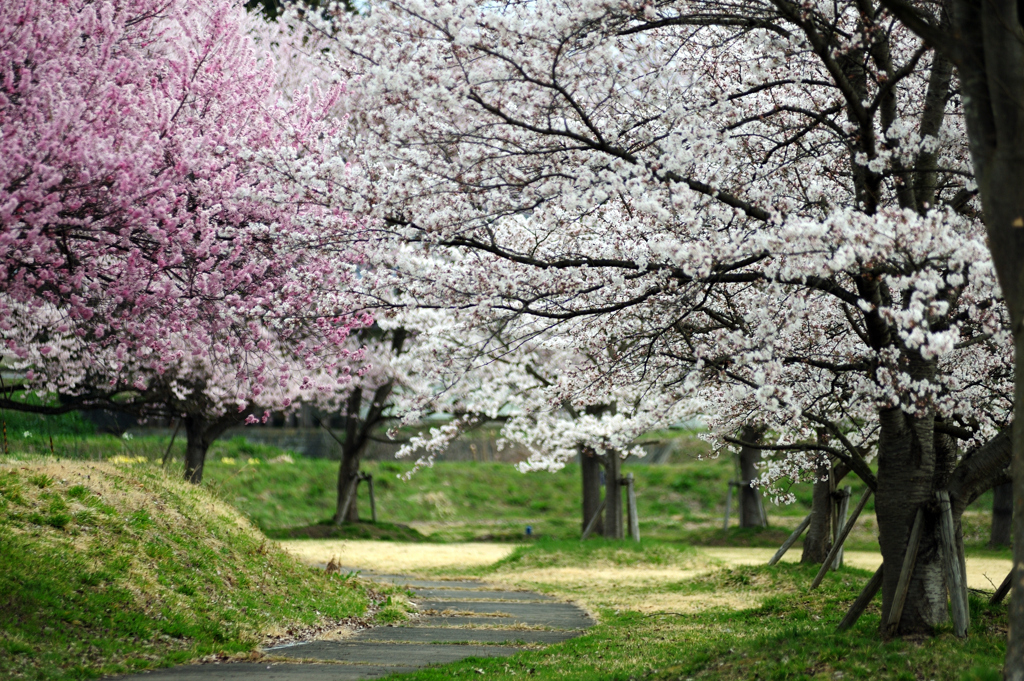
383 541 1008 681
9 429 995 550
201 455 808 540
0 458 373 681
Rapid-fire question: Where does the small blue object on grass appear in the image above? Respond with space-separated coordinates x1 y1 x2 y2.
526 526 532 536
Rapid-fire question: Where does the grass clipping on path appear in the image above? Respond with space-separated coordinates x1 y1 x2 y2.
0 460 367 681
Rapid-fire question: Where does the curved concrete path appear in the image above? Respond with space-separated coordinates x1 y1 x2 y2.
115 576 593 680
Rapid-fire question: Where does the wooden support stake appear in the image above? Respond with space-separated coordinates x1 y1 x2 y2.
755 486 769 528
626 473 640 542
832 486 852 570
161 419 181 467
837 564 885 632
723 482 734 531
582 498 607 540
885 507 925 637
768 513 812 566
811 489 874 590
367 474 377 523
937 490 969 637
991 570 1013 605
336 475 361 524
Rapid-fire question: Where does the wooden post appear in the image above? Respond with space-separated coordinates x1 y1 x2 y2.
626 473 640 542
937 490 969 637
723 481 734 531
605 451 623 539
885 507 925 637
161 419 181 467
768 513 812 566
582 498 607 540
336 474 361 524
836 564 884 632
811 489 873 589
992 570 1013 605
832 486 852 570
367 474 377 523
755 486 768 528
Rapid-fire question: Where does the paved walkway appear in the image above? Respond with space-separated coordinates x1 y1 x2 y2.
116 576 593 680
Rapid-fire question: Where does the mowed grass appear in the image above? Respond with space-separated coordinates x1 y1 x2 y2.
388 539 1007 681
199 452 794 538
0 458 376 681
197 448 998 552
5 426 1000 547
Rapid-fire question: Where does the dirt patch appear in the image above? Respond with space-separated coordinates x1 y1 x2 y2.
277 539 518 571
701 547 1010 590
266 521 427 542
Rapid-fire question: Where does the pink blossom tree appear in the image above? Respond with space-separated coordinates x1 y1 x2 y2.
0 0 369 481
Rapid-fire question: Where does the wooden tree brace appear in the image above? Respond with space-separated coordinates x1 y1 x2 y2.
992 570 1013 605
723 483 734 531
832 486 853 570
936 490 969 637
626 472 640 542
885 507 925 637
768 513 812 566
582 498 607 540
811 489 873 590
336 474 361 524
837 564 884 632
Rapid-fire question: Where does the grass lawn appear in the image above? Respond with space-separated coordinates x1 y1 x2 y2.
377 539 1007 681
1 431 1011 680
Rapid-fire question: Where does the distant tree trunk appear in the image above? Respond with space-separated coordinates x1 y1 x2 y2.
335 387 365 524
333 329 406 525
581 446 603 536
802 460 834 563
604 449 623 539
738 425 765 528
182 413 239 484
991 481 1013 548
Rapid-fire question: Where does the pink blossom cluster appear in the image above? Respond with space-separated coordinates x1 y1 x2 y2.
1 0 368 412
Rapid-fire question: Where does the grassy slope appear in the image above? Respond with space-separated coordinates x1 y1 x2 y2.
400 540 1007 681
0 459 371 681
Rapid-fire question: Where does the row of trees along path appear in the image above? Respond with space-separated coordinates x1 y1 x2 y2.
7 0 1024 675
298 0 1024 661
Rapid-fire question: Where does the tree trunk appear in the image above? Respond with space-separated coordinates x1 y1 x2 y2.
802 460 834 564
738 425 765 527
334 441 362 523
183 416 210 484
875 406 949 636
992 481 1013 548
581 447 603 535
335 387 364 524
182 413 238 484
604 450 623 539
1012 332 1024 678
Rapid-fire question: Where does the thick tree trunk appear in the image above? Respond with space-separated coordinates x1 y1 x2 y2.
581 447 603 535
604 450 623 539
183 416 210 484
335 442 362 523
992 482 1013 548
738 425 765 528
1012 333 1024 678
875 406 950 636
335 387 364 524
182 413 238 485
802 460 834 564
